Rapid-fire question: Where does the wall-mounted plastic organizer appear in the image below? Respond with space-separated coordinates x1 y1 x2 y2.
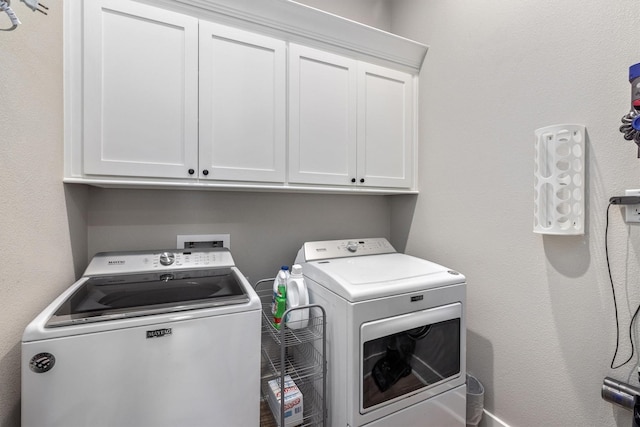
533 124 585 235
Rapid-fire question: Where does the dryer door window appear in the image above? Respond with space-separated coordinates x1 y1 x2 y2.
360 303 462 412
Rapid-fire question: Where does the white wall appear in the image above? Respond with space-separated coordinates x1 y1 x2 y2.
86 189 391 283
390 0 640 426
10 1 639 426
0 4 89 426
0 1 392 426
292 0 392 31
83 0 397 284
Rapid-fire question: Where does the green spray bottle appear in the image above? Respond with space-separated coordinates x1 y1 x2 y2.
272 271 287 329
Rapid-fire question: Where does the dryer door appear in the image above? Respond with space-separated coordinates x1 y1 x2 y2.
360 302 462 413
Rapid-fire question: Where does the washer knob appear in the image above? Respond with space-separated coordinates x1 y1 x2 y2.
159 252 175 266
346 241 359 253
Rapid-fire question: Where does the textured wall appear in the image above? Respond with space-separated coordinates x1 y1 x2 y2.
84 0 397 283
390 0 640 426
15 1 634 426
0 3 88 426
87 189 391 283
0 1 391 426
293 0 392 31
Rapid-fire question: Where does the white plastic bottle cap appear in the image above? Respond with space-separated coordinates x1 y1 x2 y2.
291 264 303 275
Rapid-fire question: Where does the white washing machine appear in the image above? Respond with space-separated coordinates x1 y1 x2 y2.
22 248 261 427
294 238 466 427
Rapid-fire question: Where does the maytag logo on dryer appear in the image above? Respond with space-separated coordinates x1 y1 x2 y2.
108 260 125 265
146 328 172 339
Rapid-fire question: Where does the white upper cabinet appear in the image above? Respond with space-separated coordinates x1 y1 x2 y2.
288 44 357 186
66 0 427 193
289 45 415 189
199 22 286 183
83 0 199 179
358 63 414 189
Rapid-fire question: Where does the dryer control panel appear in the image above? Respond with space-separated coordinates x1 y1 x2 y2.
300 238 396 262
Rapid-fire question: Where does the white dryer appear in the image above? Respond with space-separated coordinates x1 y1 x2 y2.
295 238 466 427
22 248 261 427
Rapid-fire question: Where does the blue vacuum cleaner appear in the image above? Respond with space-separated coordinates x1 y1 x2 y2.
619 63 640 157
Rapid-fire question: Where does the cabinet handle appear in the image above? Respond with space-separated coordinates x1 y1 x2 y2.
202 170 209 176
351 178 356 183
360 178 365 183
188 169 195 175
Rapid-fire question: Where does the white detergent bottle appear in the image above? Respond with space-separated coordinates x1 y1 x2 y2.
271 266 289 311
285 264 309 329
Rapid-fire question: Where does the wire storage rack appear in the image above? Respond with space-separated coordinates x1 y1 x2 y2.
255 279 326 427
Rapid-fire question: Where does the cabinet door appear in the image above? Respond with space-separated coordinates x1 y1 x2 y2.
199 22 286 182
83 0 198 179
289 44 358 186
357 63 414 189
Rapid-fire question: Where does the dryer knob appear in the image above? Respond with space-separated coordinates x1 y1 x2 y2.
346 241 359 253
159 252 175 266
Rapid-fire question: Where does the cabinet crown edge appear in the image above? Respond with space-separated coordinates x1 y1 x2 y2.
140 0 428 71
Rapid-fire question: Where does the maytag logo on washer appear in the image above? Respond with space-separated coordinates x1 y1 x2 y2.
29 352 55 374
108 260 125 265
146 328 172 339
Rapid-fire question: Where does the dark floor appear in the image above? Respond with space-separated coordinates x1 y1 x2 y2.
260 400 278 427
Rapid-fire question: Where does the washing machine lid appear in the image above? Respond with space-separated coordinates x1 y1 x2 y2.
302 253 465 302
46 267 250 327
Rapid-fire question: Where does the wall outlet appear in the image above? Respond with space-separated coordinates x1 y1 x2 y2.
625 189 640 223
177 234 230 249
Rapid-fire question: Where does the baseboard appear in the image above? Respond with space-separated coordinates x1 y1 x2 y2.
478 409 510 427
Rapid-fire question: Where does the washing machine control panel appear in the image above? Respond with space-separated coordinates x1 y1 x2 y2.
301 238 396 261
159 252 176 266
84 248 234 276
